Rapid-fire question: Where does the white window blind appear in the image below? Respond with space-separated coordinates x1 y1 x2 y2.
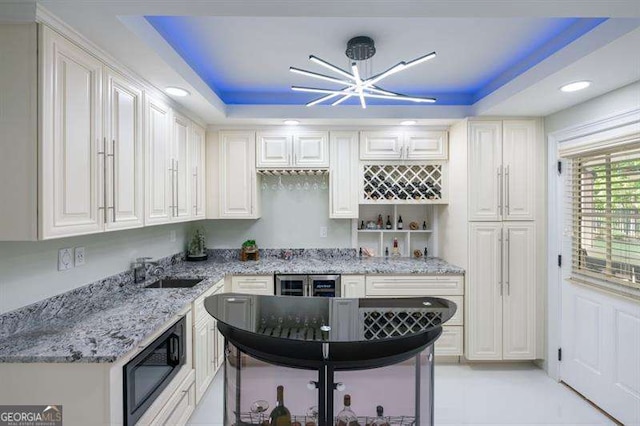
567 143 640 290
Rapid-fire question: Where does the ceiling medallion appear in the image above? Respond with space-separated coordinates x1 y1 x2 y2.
290 36 437 108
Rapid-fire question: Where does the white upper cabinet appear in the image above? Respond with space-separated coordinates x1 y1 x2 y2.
191 123 206 219
468 121 503 222
219 131 260 218
104 68 144 231
145 95 173 225
360 130 448 160
256 131 329 168
293 131 329 167
405 131 448 160
468 120 536 222
502 120 536 221
172 112 191 221
40 26 104 239
329 131 359 218
360 131 403 160
256 132 291 168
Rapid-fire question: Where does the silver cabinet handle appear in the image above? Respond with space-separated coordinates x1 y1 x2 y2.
505 230 511 296
505 165 510 216
109 139 116 222
98 138 107 223
499 228 503 296
193 167 198 212
168 159 175 215
175 160 179 217
497 166 503 218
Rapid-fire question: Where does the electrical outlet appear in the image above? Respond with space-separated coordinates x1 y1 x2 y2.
58 248 74 271
74 247 86 266
169 230 177 242
320 226 328 238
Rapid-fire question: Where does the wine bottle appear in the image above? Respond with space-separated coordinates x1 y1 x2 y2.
422 221 427 230
385 215 392 230
269 385 292 426
397 216 403 230
384 247 389 257
360 220 365 230
376 214 383 229
336 394 359 426
371 406 389 426
392 238 400 257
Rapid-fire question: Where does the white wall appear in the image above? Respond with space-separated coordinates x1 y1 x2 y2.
203 176 352 248
545 81 640 134
0 224 191 314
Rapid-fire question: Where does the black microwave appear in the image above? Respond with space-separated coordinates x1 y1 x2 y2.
123 316 186 426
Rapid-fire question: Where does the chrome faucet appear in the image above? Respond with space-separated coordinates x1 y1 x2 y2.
133 257 165 283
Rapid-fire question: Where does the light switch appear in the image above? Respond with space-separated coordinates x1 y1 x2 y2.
58 248 73 271
169 230 177 242
320 226 328 238
74 247 85 266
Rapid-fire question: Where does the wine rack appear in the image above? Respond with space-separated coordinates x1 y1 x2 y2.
236 412 416 425
362 309 444 340
362 164 444 204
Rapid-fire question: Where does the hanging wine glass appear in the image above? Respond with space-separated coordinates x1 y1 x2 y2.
295 178 303 191
306 405 319 426
312 177 319 191
320 175 328 190
250 400 270 423
303 176 311 191
278 176 285 191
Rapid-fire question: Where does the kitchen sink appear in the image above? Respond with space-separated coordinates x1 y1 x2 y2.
145 278 203 289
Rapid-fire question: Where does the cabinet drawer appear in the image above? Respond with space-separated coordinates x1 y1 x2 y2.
193 279 224 324
435 326 463 356
365 275 464 296
231 275 274 295
145 369 195 426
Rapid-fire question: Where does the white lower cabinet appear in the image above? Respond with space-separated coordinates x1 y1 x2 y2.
147 370 196 426
341 275 365 298
467 222 536 360
364 275 465 356
231 275 274 295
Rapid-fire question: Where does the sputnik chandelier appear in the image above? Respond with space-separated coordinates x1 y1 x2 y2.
290 36 437 108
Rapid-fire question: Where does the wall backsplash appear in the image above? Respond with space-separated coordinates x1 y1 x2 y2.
204 176 352 249
0 224 191 314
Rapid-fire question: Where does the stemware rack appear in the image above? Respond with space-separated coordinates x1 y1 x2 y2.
236 412 416 425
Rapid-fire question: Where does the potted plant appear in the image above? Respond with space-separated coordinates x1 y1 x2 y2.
186 228 208 261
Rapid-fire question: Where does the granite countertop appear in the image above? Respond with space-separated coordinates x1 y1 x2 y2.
0 251 463 364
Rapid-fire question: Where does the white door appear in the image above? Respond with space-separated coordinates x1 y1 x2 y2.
467 222 503 360
341 275 365 298
194 317 212 404
40 27 104 238
104 68 144 231
219 131 258 218
503 120 536 221
405 131 448 160
191 123 206 219
468 121 503 222
359 131 403 160
256 132 291 168
144 95 172 225
293 132 329 167
172 113 191 220
502 223 536 359
329 131 359 219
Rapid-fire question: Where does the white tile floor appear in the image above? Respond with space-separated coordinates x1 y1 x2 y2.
188 363 615 426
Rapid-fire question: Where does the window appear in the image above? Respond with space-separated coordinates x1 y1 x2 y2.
568 144 640 289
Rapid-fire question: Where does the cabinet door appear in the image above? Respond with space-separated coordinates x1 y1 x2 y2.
219 131 259 218
172 113 191 220
405 131 448 160
359 131 403 160
329 131 359 218
502 223 536 359
341 275 365 298
145 95 172 225
293 131 329 167
468 121 503 221
256 132 291 168
191 123 206 219
502 120 536 221
194 318 212 404
467 223 503 360
104 68 143 231
40 27 104 238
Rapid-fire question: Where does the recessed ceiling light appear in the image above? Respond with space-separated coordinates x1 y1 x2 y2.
560 81 591 93
283 120 300 125
165 87 190 97
401 120 417 125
